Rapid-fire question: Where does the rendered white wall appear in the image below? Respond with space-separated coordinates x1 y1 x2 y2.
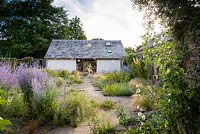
46 59 76 72
97 60 121 73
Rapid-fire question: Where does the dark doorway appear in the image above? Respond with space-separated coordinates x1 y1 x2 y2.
76 59 97 73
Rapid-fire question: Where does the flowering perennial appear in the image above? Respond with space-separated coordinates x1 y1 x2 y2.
0 63 51 95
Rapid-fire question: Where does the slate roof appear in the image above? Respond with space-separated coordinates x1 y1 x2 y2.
44 40 125 59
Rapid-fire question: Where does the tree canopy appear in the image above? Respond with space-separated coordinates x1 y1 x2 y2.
131 0 200 45
131 0 200 133
0 0 87 58
68 16 87 40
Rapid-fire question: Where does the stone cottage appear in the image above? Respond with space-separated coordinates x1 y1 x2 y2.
44 40 125 73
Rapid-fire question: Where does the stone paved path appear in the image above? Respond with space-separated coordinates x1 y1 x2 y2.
37 76 132 134
78 77 132 113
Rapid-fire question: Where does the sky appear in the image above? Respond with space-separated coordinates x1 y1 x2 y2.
53 0 149 48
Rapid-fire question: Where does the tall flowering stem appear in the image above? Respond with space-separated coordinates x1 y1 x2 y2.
0 63 18 90
0 62 53 115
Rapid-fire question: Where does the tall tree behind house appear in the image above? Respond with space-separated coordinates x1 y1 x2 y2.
0 0 87 58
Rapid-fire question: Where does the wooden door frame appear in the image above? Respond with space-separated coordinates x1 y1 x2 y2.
76 59 97 72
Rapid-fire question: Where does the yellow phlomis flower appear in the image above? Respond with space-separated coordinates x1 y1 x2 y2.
133 58 140 65
153 75 159 81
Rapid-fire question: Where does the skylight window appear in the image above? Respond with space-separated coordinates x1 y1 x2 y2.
105 42 111 46
86 43 92 47
107 49 112 53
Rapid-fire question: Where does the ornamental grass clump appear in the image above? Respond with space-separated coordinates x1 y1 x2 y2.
57 70 69 79
103 83 134 96
130 94 154 111
91 112 116 134
68 74 83 84
35 89 59 122
65 91 95 127
101 72 131 86
54 91 96 127
56 77 65 87
94 72 131 90
103 72 131 83
3 91 29 118
128 78 150 94
99 100 115 110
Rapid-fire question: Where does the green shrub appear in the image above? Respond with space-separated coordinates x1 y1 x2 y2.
54 91 95 127
68 75 83 84
46 69 58 77
0 118 12 131
93 81 103 89
116 105 137 127
57 70 69 79
56 77 65 87
103 72 131 83
130 58 148 80
0 89 12 131
90 99 99 108
126 112 167 134
0 89 6 105
91 112 116 134
35 89 59 122
4 91 29 118
95 72 131 89
116 105 127 126
103 83 134 96
100 100 115 110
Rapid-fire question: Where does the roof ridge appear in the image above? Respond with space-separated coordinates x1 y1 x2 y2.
52 39 122 42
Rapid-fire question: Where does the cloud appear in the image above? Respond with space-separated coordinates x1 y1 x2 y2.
53 0 147 48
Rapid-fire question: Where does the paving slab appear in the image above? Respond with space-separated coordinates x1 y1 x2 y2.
46 126 74 134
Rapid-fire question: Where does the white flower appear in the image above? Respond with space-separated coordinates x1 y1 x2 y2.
137 112 142 117
166 68 170 74
0 117 3 120
7 96 13 103
138 112 145 120
136 88 141 94
141 115 146 120
136 105 140 110
168 99 171 102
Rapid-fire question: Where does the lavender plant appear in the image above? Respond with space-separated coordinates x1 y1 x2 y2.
31 68 51 96
15 64 52 96
0 62 61 125
0 63 18 90
15 64 34 111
